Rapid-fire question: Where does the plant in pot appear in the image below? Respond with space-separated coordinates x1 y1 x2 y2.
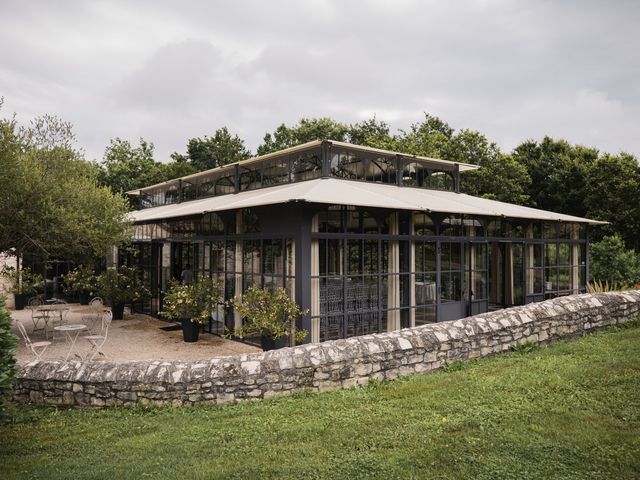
233 286 308 351
161 277 222 342
0 266 42 310
63 266 98 304
96 266 150 320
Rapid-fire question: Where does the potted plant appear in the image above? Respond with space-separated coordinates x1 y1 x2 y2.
96 266 150 320
63 266 98 304
234 286 308 351
1 266 42 310
161 277 222 342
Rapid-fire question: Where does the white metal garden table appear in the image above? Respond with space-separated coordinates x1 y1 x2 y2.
53 323 87 361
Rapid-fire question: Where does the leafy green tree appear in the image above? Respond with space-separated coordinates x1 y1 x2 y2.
450 130 531 205
583 152 640 250
394 113 455 158
589 235 640 286
0 296 17 421
0 111 131 264
99 138 184 194
173 127 251 171
511 138 597 217
348 116 395 149
257 118 349 155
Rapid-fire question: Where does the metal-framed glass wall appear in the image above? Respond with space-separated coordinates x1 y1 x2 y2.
128 209 296 340
310 206 588 342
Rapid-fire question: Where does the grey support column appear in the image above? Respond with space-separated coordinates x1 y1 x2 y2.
294 204 313 344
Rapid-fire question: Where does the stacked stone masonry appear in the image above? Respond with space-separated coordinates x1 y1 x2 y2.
12 291 640 408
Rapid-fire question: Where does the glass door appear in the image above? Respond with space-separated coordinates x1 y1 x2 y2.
438 240 465 321
466 241 489 316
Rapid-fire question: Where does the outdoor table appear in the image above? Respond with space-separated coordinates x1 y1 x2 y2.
53 324 87 361
35 304 70 339
71 306 111 314
72 306 111 333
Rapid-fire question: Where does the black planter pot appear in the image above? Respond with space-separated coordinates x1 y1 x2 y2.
78 290 90 305
14 294 26 310
182 318 200 343
112 303 125 320
260 335 288 351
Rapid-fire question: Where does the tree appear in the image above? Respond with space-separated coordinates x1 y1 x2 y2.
394 113 455 158
173 127 251 171
99 138 188 194
589 235 640 286
348 116 395 149
257 118 349 155
511 138 597 217
583 152 640 250
450 130 531 205
0 111 131 265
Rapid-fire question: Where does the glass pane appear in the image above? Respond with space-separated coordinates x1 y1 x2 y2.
415 273 437 305
402 162 427 187
292 149 322 182
558 266 571 291
528 244 543 268
440 216 463 237
415 306 436 326
472 270 488 300
441 271 462 302
545 243 557 267
430 170 454 190
363 240 378 274
367 157 396 184
414 213 436 236
558 243 571 265
543 222 558 239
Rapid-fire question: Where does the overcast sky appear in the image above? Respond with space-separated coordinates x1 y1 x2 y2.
1 0 638 162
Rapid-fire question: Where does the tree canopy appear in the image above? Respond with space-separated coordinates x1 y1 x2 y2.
172 127 251 171
0 110 131 264
99 138 195 194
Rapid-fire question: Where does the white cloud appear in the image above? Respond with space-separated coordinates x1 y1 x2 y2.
0 0 638 161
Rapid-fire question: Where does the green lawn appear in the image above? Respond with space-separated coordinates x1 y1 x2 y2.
2 323 640 480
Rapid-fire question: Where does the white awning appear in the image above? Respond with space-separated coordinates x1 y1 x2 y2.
128 178 607 225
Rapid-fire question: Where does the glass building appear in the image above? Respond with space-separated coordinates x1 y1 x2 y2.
125 140 604 344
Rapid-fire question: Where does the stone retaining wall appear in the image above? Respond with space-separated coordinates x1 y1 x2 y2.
12 291 640 408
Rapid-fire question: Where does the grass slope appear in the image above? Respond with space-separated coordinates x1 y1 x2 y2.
2 322 640 480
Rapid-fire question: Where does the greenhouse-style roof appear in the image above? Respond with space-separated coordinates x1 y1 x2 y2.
128 177 607 225
125 139 480 196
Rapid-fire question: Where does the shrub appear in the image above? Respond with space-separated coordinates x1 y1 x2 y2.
234 286 308 344
161 277 223 325
589 235 640 287
0 266 42 296
96 266 150 306
0 296 18 420
63 265 99 295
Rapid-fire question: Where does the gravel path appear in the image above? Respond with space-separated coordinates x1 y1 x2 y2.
10 305 260 363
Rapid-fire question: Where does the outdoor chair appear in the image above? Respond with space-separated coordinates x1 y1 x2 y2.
16 320 51 361
82 297 104 333
27 297 48 336
49 299 69 340
83 310 112 361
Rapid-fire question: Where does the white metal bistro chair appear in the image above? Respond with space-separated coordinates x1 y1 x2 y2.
27 297 48 336
16 320 51 361
82 297 104 333
83 310 112 361
49 299 69 340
